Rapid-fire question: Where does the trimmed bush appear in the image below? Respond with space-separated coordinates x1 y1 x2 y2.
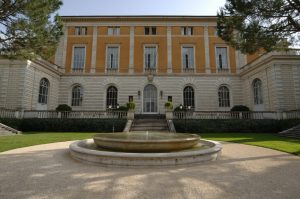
231 105 250 112
56 104 72 112
0 118 127 132
174 105 186 112
173 119 300 133
118 105 129 111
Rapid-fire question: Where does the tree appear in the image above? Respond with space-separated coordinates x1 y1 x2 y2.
0 0 63 59
217 0 300 54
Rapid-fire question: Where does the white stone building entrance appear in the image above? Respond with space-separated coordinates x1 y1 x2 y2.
143 84 158 113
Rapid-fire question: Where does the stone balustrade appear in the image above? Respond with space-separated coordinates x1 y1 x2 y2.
0 108 300 120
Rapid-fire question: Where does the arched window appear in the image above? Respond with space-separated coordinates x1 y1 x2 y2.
183 86 194 108
38 78 49 104
218 86 230 107
71 85 83 106
106 86 118 108
253 79 263 105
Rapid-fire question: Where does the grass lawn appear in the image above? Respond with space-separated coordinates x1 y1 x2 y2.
201 133 300 156
0 132 299 156
0 132 95 152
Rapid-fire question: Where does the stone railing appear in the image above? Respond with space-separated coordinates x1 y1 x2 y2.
173 111 300 120
106 68 118 74
182 68 195 73
0 109 127 119
217 68 230 74
0 108 17 118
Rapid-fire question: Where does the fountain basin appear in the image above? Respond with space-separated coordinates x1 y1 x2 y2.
93 132 200 152
69 138 222 167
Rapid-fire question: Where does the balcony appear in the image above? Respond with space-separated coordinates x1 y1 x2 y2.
144 68 157 74
182 67 195 73
72 68 84 73
106 68 118 74
217 68 229 74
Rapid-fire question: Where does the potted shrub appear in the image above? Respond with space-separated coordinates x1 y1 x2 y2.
165 101 173 119
165 101 173 111
126 101 135 119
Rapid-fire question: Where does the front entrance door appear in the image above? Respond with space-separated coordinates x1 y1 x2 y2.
143 84 158 113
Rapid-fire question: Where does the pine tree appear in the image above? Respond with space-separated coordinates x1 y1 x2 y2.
0 0 63 59
217 0 300 54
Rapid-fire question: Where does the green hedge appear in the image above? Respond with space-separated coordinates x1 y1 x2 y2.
173 119 300 133
0 118 127 132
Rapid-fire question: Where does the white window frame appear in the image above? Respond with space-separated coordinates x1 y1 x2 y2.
181 27 193 36
183 85 195 108
253 79 264 105
215 45 230 73
144 26 157 35
75 26 87 36
71 84 83 107
75 27 81 35
105 44 120 72
143 44 158 72
181 45 196 71
71 45 86 72
38 78 50 105
218 85 231 108
108 27 120 36
81 27 87 35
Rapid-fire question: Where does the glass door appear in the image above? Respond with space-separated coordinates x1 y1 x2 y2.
143 84 158 113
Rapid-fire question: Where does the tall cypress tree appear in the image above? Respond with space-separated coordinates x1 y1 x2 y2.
0 0 63 59
217 0 300 54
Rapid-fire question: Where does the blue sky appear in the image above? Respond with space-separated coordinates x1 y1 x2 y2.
59 0 226 16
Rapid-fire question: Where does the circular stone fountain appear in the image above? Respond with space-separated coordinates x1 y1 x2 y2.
69 132 222 167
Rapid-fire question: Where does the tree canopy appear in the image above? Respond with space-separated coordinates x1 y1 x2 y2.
217 0 300 54
0 0 63 59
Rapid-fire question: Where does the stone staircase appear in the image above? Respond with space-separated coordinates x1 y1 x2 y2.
130 114 169 132
278 125 300 139
0 123 21 136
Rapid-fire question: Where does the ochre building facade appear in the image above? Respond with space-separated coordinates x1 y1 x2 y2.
1 16 300 113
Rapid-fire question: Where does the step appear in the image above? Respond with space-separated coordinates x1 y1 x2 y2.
131 125 168 129
134 114 166 119
133 123 168 127
134 119 166 123
131 127 169 131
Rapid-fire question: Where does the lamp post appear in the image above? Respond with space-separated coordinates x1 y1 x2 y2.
179 104 191 133
110 104 119 133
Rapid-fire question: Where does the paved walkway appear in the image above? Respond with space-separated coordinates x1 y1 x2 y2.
0 141 299 199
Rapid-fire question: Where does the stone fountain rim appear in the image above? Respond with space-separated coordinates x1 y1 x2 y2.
70 139 222 158
92 132 200 143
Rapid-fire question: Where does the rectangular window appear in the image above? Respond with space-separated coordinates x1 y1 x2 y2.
181 27 193 35
75 27 87 35
106 46 119 69
182 47 194 69
73 47 85 71
145 27 157 35
216 47 228 69
129 96 133 102
82 27 87 35
75 27 81 35
108 27 120 35
108 27 114 35
144 46 157 69
114 27 120 35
